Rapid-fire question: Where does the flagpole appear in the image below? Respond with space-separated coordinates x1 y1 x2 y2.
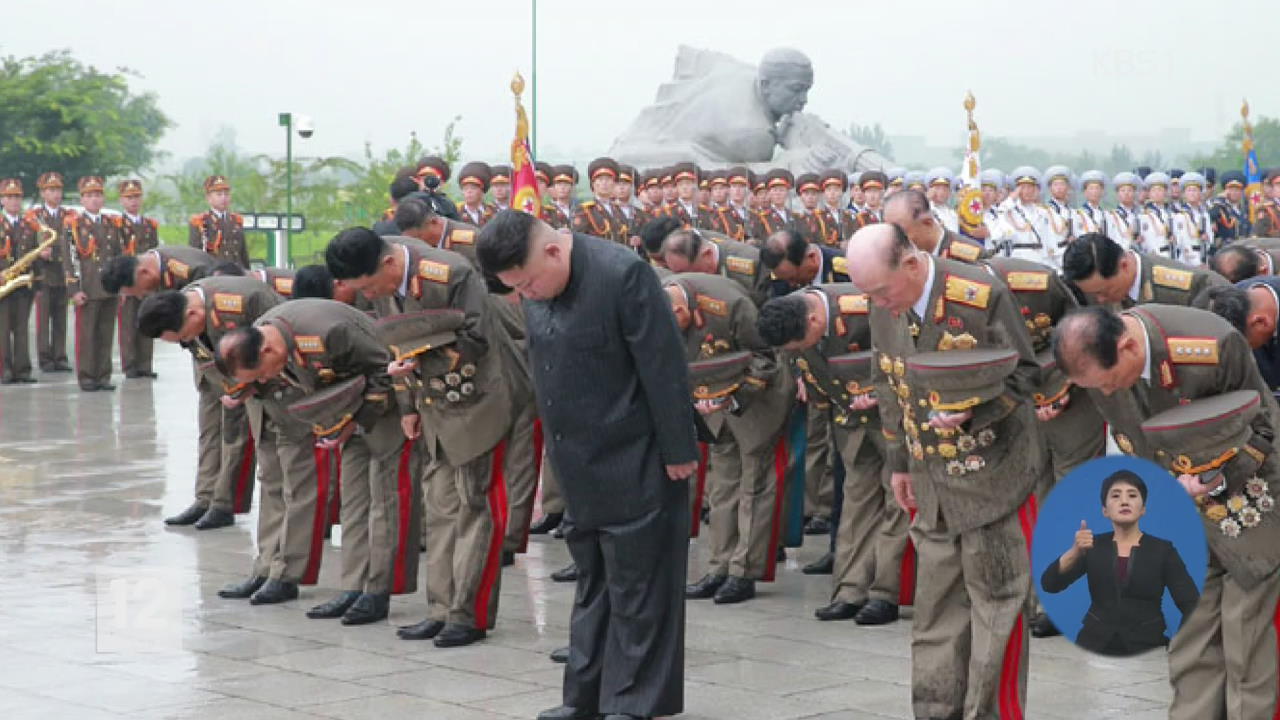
531 0 538 159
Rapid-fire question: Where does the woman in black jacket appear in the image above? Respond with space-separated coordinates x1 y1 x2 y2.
1041 470 1200 656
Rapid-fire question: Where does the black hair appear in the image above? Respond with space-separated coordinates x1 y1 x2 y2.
325 226 388 280
886 222 914 268
1101 469 1148 506
1207 285 1251 335
1062 233 1124 282
760 229 808 270
883 188 929 221
757 294 810 346
662 229 704 262
389 174 419 202
476 209 536 274
640 216 682 257
292 264 334 300
136 290 187 339
1052 306 1126 375
393 197 433 232
1210 245 1260 284
212 261 246 277
101 255 139 294
215 326 265 377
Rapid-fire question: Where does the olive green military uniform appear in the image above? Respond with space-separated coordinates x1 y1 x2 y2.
188 209 250 268
796 284 909 608
117 213 160 377
1122 251 1229 309
666 273 793 581
1238 237 1280 274
707 236 772 307
379 237 515 631
870 255 1041 720
250 266 296 298
26 200 76 371
334 431 420 595
65 209 122 389
936 229 987 265
1254 199 1280 238
710 203 752 242
1085 304 1280 720
0 204 35 382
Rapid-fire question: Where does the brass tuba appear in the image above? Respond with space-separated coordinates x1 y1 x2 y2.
0 222 58 300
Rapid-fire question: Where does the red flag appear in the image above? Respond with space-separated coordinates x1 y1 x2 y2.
510 72 541 218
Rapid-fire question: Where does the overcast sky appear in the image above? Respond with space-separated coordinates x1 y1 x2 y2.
5 0 1272 168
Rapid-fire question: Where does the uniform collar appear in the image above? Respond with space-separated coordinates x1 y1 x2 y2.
1127 251 1143 303
911 254 937 320
397 244 411 298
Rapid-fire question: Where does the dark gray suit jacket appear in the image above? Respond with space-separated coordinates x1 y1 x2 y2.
524 234 699 529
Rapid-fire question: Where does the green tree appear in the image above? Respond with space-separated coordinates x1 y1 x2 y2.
1190 116 1280 173
847 122 893 158
0 50 170 188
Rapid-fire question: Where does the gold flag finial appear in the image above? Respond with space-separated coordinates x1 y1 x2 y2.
964 91 975 114
1242 99 1250 120
511 72 526 98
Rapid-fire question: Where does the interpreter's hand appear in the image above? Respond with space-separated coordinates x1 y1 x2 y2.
1178 472 1222 498
795 377 808 403
71 291 88 307
850 393 878 411
1074 519 1094 553
317 421 358 450
388 358 417 378
401 414 421 440
666 461 699 481
890 471 916 512
928 409 972 430
695 398 726 415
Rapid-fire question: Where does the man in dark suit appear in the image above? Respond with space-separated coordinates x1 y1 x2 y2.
477 210 698 720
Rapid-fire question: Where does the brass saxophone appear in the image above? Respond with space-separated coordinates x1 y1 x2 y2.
0 222 58 300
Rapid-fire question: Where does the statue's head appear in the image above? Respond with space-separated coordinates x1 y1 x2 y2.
757 48 813 118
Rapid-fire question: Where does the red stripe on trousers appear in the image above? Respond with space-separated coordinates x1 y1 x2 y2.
391 439 414 594
328 447 342 526
116 296 126 369
762 439 788 582
473 442 509 631
900 509 917 606
233 434 255 513
690 443 709 539
999 496 1036 720
73 304 81 375
301 447 331 585
519 419 544 553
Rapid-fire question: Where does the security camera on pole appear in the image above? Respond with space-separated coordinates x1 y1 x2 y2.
276 112 314 266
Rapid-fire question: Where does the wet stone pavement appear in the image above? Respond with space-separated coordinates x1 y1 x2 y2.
0 342 1172 719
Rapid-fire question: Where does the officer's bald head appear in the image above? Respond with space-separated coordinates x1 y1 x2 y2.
844 223 927 314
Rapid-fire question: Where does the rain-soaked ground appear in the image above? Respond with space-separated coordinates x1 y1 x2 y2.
0 341 1173 719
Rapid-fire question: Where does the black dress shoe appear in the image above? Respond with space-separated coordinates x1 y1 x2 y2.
249 579 299 605
79 383 99 392
97 382 116 391
685 573 726 599
803 516 831 535
801 551 834 575
814 600 864 621
144 371 159 378
854 599 900 625
528 512 563 535
536 705 598 720
603 715 647 720
1 378 14 385
549 646 569 663
341 592 389 625
39 364 54 373
776 545 787 562
14 377 37 383
218 576 267 599
194 507 234 530
51 363 72 372
164 501 209 526
551 562 578 583
551 524 565 539
433 624 486 648
397 618 445 640
125 371 145 378
1030 613 1061 638
713 576 755 604
502 550 515 567
306 591 360 619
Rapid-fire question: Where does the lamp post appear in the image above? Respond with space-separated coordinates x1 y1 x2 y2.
276 112 313 267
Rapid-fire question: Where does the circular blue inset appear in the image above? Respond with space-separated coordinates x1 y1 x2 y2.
1032 455 1208 655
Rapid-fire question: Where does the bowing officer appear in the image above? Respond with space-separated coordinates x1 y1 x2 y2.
1062 232 1228 309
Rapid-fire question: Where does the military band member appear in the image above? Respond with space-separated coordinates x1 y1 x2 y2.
709 166 753 242
489 164 513 212
456 162 496 228
758 284 909 625
1211 170 1251 242
925 167 959 233
1054 304 1280 720
885 189 985 265
573 157 622 242
666 273 792 605
657 226 772 307
1062 232 1228 309
846 223 1040 720
189 175 249 268
1106 171 1144 250
1253 169 1280 238
116 179 160 379
854 170 888 228
325 228 515 648
1139 171 1176 259
1171 171 1215 266
65 176 122 392
0 178 35 383
27 171 75 373
1072 170 1110 236
1001 167 1065 268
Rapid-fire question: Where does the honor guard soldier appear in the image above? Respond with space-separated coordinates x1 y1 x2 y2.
27 171 75 373
660 166 679 207
665 273 793 605
1168 168 1185 203
758 284 910 625
749 170 768 211
1139 171 1177 259
846 223 1041 720
640 169 664 217
573 157 624 243
1073 170 1110 237
1054 305 1280 720
1107 171 1145 249
1001 167 1065 268
456 162 496 228
489 164 513 212
1063 232 1228 309
1133 165 1152 206
795 173 835 247
979 169 1012 249
1172 171 1215 266
0 178 35 383
116 179 161 379
614 164 644 246
67 176 123 392
414 155 451 189
326 228 517 648
903 170 926 193
1042 165 1075 241
1211 170 1251 243
752 169 796 240
545 165 577 230
886 189 984 265
819 169 857 246
854 170 888 228
189 175 248 268
846 171 865 214
885 167 906 198
926 167 959 233
534 162 552 202
706 168 729 210
709 166 753 242
656 226 772 307
666 162 710 230
1253 169 1280 238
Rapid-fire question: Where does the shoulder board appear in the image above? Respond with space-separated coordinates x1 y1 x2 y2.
213 293 244 313
838 294 869 315
272 277 293 296
698 204 711 211
449 227 475 245
580 200 596 208
22 208 38 219
166 258 190 280
1004 270 1049 292
696 293 728 317
455 201 465 211
230 213 243 224
418 259 451 284
725 256 756 276
147 218 159 230
832 256 849 276
189 214 204 226
1151 265 1193 291
943 274 991 309
1167 336 1218 365
947 241 981 263
296 335 326 354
